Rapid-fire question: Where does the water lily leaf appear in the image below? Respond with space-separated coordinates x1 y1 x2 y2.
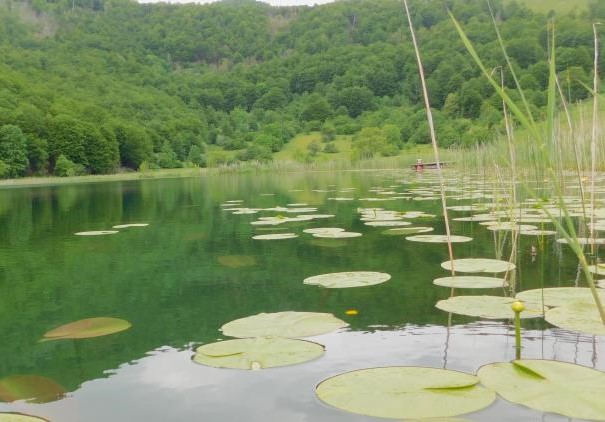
74 231 119 236
303 228 345 234
519 229 556 236
477 360 605 420
436 296 543 319
252 233 298 240
312 232 362 238
42 317 131 341
192 337 324 370
588 265 605 276
516 287 605 307
556 237 605 245
316 367 495 419
486 223 538 232
0 414 49 422
217 255 256 268
545 302 605 335
111 223 148 229
0 375 65 403
364 221 412 227
433 276 506 289
441 258 516 273
382 226 434 236
221 311 348 338
303 272 391 289
406 235 472 243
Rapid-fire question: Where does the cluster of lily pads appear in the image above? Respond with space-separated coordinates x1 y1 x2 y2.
0 317 132 421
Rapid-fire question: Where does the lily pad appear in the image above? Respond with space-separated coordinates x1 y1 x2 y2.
42 317 131 341
0 375 65 403
111 223 148 229
477 360 605 420
315 367 495 419
193 337 324 370
313 232 362 238
441 259 516 273
252 233 298 240
406 235 472 243
433 276 507 289
364 221 412 227
435 296 543 319
556 237 605 245
303 228 345 234
221 311 348 338
588 264 605 276
545 302 605 335
74 230 119 236
519 229 556 236
0 414 49 422
217 255 256 268
303 272 391 289
382 226 434 236
516 287 605 307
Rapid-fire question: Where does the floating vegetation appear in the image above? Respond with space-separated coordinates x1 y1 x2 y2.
302 228 345 235
433 276 506 289
315 367 495 419
516 287 605 307
312 232 362 238
74 230 119 236
364 221 412 227
382 226 434 236
556 237 605 245
519 229 557 236
192 337 325 370
217 255 257 268
588 264 605 276
303 271 391 289
436 296 542 319
112 223 149 228
41 317 131 341
406 235 472 243
477 360 605 420
0 414 49 422
220 312 348 338
252 233 298 240
486 223 538 232
0 375 65 403
440 259 516 273
545 302 605 336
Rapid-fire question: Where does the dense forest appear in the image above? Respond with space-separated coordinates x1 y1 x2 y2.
0 0 604 177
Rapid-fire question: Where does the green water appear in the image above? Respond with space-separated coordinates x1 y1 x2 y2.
0 171 601 421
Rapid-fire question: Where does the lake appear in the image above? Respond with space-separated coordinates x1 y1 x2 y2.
0 170 602 421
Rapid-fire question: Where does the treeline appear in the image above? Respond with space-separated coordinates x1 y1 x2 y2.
0 0 604 177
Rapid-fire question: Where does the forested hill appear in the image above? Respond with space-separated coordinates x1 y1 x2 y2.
0 0 604 177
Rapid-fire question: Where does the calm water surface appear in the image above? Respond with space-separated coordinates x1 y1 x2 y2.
0 171 602 421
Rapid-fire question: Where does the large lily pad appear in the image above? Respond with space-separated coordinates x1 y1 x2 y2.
436 296 543 319
556 237 605 245
313 232 362 238
382 226 434 236
405 235 472 243
315 367 495 419
0 375 65 403
433 276 506 289
112 223 148 229
477 360 605 420
0 414 49 422
303 228 345 234
217 255 256 268
42 317 131 341
75 230 119 236
441 259 516 273
516 287 605 307
193 337 324 370
252 233 298 240
364 221 412 227
303 272 391 289
221 311 348 338
545 302 605 335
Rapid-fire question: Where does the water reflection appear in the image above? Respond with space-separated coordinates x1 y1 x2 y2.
0 171 602 421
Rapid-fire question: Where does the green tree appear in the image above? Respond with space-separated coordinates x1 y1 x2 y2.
0 125 29 178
